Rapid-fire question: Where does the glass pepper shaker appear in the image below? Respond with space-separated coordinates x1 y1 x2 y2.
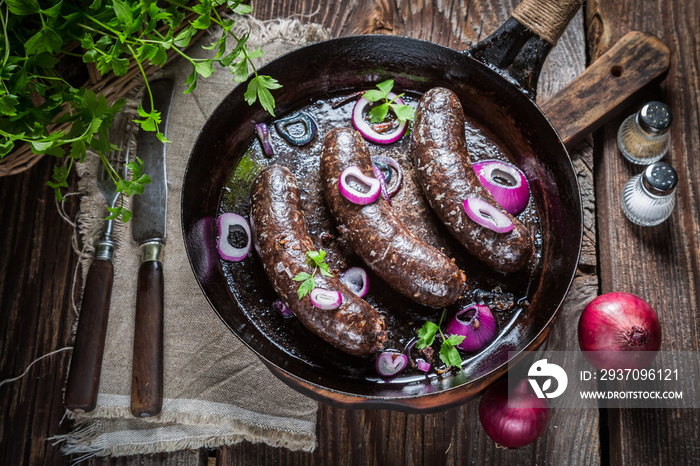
617 101 673 164
621 162 678 226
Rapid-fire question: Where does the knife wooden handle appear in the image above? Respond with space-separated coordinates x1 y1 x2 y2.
541 31 671 149
131 259 164 417
65 259 114 413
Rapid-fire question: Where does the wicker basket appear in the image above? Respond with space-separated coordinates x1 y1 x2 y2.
0 10 215 177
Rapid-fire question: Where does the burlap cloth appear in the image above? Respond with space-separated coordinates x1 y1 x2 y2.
59 17 330 458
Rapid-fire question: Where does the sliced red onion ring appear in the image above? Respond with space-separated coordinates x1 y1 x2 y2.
309 288 343 310
416 358 431 372
217 213 251 261
274 111 317 146
445 304 498 352
339 165 381 205
463 197 514 234
352 92 408 144
339 267 369 297
273 299 294 318
372 164 391 204
375 352 408 377
255 122 273 157
473 159 530 215
371 155 403 197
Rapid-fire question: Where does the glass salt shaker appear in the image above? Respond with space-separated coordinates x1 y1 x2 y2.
621 162 678 226
617 101 673 164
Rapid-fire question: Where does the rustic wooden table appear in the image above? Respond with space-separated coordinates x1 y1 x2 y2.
1 1 698 465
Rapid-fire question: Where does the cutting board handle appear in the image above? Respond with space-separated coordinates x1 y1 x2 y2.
541 31 671 149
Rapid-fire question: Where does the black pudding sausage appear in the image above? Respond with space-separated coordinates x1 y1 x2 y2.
411 87 534 273
250 165 387 357
320 128 466 308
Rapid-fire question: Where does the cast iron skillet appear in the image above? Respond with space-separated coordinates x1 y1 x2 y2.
182 0 589 412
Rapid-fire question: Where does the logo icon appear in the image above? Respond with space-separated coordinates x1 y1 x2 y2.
528 359 568 399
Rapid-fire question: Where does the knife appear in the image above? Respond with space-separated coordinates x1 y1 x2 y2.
130 78 174 417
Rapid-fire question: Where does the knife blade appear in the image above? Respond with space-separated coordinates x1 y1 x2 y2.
130 78 174 418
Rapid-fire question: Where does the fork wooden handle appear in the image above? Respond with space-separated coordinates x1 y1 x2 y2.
65 259 114 413
131 258 164 417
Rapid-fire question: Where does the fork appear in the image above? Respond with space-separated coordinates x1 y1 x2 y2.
65 142 130 413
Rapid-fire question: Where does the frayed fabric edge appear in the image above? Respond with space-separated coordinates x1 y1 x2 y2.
52 417 316 461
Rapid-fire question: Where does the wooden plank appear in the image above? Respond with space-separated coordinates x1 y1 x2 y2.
0 156 78 465
217 1 598 465
586 0 700 464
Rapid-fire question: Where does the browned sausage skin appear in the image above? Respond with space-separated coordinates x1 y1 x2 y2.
320 128 466 308
411 87 534 273
250 165 387 356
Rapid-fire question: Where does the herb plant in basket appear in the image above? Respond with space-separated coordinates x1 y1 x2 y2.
0 0 278 221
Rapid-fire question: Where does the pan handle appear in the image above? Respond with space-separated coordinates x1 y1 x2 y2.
467 0 583 99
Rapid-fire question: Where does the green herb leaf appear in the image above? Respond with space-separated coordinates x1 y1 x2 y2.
246 75 281 116
42 1 63 20
247 46 264 59
296 276 315 299
184 68 198 94
174 26 197 47
391 103 415 122
362 89 386 102
25 26 63 55
416 321 439 349
362 79 414 124
193 59 214 78
150 47 168 67
439 340 463 369
80 33 95 49
293 249 334 298
69 140 87 160
112 0 133 26
134 104 161 131
0 140 16 157
30 140 54 154
230 59 249 83
368 103 390 124
318 262 333 278
307 249 326 266
120 208 132 223
0 95 20 116
111 57 129 76
233 3 253 14
293 272 312 282
376 79 394 95
444 334 466 347
415 310 465 370
5 0 40 16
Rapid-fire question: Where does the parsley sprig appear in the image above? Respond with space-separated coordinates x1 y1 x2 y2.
416 309 466 371
0 0 280 222
361 79 414 124
292 249 333 299
104 156 150 222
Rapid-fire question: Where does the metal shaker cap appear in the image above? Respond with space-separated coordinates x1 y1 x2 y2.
642 162 678 196
637 101 673 135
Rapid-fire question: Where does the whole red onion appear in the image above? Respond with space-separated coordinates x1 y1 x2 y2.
444 304 497 352
578 292 661 370
479 379 550 448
